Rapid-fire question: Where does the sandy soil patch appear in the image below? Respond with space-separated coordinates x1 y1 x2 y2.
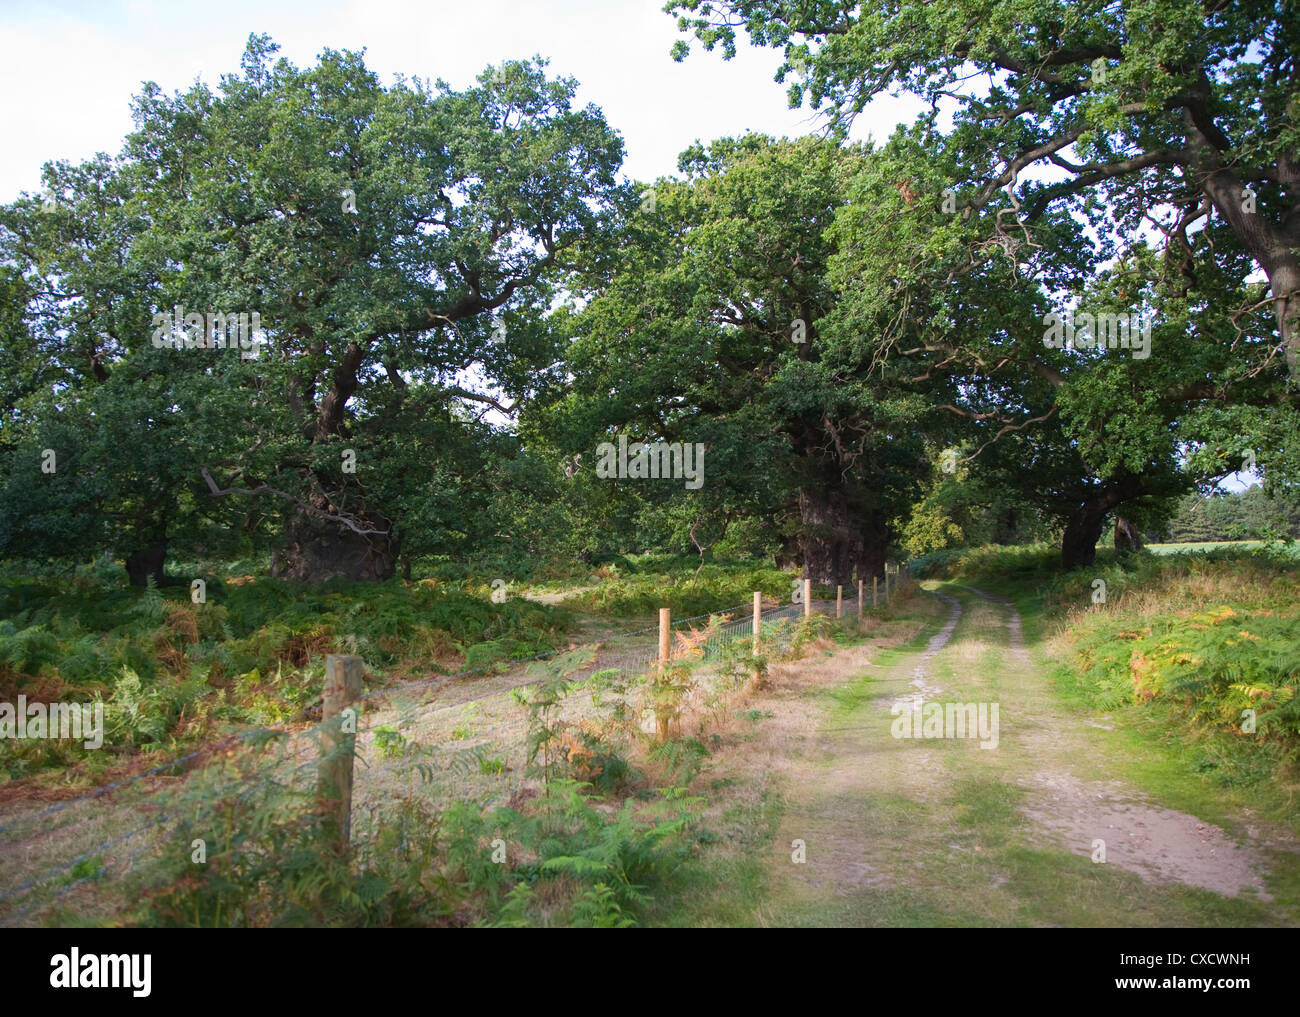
1018 769 1273 900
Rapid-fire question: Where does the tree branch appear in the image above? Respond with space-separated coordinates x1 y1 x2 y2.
200 467 389 536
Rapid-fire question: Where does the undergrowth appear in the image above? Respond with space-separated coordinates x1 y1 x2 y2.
0 567 571 782
40 591 849 928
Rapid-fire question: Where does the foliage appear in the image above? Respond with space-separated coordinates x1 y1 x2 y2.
532 134 930 581
0 37 629 584
521 646 598 789
373 724 406 759
561 563 791 617
118 748 702 928
1062 557 1300 760
1162 486 1300 544
0 565 573 779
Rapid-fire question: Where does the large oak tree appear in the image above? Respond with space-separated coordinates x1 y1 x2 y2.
1 36 628 584
668 0 1300 376
538 135 930 585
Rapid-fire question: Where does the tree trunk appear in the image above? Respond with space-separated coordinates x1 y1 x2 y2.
271 341 394 584
1061 474 1146 569
1061 510 1106 570
125 538 168 588
1182 91 1300 377
272 514 394 583
774 531 802 571
1113 516 1143 553
1270 263 1300 376
798 487 861 587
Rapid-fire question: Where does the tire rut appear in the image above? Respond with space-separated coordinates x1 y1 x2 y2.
885 591 960 712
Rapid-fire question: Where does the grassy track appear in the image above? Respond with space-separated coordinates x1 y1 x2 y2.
664 583 1300 927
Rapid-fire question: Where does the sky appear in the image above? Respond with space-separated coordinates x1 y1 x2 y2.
0 0 925 202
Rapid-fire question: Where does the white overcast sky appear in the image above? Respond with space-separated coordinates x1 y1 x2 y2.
0 0 925 201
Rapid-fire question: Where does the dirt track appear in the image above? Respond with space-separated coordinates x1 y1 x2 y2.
695 584 1298 927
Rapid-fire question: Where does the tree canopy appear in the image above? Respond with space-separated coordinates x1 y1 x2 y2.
3 17 1297 586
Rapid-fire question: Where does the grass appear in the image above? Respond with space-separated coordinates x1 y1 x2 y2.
12 542 1294 927
2 552 847 928
0 562 580 785
0 549 845 794
651 548 1300 927
1 553 803 789
559 562 796 617
939 548 1300 832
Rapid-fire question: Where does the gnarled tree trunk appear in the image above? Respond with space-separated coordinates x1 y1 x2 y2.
1114 515 1143 553
798 487 861 587
1061 474 1145 570
1061 511 1106 570
272 514 394 583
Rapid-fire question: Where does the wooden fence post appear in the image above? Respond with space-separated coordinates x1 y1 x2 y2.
884 564 890 602
858 579 864 618
752 591 762 656
658 607 671 674
836 584 843 619
873 575 878 608
318 654 364 852
803 578 812 618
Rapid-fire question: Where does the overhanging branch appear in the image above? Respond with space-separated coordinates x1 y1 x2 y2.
200 467 389 536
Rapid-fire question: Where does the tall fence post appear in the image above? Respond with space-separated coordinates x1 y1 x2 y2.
752 591 762 656
836 584 843 619
884 563 890 602
803 578 812 619
658 607 671 674
858 579 864 618
873 575 878 608
318 654 364 852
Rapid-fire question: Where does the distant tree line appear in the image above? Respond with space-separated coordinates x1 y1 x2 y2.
1159 486 1300 544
